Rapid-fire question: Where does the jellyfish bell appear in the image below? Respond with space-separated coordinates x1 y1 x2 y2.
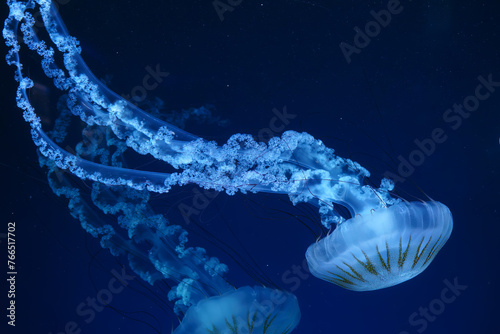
305 200 453 291
174 285 300 334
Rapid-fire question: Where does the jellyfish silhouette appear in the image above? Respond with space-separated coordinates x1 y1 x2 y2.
4 0 453 331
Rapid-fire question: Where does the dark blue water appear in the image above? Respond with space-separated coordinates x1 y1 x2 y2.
1 1 499 333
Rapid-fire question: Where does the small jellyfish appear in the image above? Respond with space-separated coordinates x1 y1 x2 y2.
173 286 300 334
306 201 453 291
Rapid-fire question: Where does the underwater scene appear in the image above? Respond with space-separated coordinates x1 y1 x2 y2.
1 0 499 333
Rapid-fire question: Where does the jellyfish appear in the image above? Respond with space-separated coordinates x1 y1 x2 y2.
43 155 301 333
4 0 453 331
174 286 300 334
38 98 301 331
306 201 453 291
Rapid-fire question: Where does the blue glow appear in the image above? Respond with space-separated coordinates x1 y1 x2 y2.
306 201 453 291
3 0 454 331
174 286 300 334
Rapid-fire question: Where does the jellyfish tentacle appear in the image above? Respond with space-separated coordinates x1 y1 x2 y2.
5 3 453 332
8 0 399 227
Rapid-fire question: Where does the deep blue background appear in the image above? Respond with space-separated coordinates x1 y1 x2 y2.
1 0 500 333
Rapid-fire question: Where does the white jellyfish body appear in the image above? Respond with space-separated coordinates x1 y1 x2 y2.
306 201 453 291
173 286 301 334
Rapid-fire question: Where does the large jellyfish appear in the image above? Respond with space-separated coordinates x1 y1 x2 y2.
4 0 453 331
306 201 452 291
